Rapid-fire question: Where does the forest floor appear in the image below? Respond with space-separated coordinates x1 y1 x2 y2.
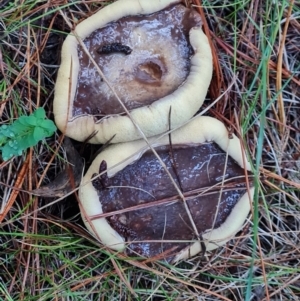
0 0 299 300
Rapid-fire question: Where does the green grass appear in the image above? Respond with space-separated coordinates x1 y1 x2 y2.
1 0 300 300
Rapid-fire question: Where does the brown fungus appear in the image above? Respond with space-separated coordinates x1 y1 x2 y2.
53 0 212 143
79 116 254 262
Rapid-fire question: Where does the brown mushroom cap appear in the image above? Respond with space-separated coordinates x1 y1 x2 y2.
53 0 213 143
79 116 254 262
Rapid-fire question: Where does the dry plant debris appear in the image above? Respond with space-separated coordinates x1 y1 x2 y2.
0 0 299 300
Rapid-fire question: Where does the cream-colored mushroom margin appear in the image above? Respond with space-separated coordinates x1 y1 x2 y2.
79 116 254 260
53 0 213 144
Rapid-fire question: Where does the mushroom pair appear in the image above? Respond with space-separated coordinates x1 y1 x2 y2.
53 0 253 262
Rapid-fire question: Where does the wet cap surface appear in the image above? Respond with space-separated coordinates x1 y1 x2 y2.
54 0 213 144
92 142 249 260
74 4 201 116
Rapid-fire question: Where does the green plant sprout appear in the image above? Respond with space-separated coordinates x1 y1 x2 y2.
0 108 57 161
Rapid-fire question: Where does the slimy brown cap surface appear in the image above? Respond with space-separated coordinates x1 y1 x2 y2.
74 4 201 116
92 142 250 260
54 1 213 144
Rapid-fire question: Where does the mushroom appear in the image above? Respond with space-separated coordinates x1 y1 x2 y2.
53 0 213 143
79 116 254 262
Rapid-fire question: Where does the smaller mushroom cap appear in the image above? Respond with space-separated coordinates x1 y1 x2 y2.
79 116 254 262
53 0 213 143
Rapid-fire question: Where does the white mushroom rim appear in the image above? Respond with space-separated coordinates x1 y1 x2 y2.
79 116 254 261
53 0 213 144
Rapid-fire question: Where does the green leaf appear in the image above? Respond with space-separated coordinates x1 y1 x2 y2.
33 107 46 119
10 121 29 133
0 131 7 143
16 134 35 150
0 136 7 147
1 141 21 161
33 126 45 142
0 124 15 138
24 115 37 126
17 115 31 126
39 119 57 134
0 108 57 161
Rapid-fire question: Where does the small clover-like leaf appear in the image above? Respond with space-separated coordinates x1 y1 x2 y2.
39 119 57 134
10 121 27 134
24 115 37 126
16 115 30 126
33 107 46 119
33 126 45 142
0 130 8 146
0 124 13 137
0 108 57 161
1 143 22 160
17 134 35 150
